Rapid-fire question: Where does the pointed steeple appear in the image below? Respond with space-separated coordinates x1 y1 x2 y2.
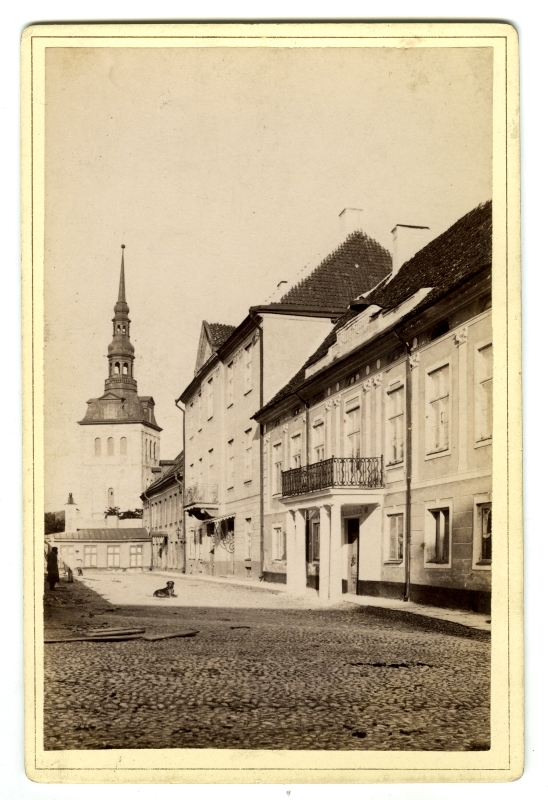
105 245 136 394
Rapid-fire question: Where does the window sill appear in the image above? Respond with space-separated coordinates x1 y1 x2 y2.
425 448 450 461
475 559 492 566
244 479 252 484
227 403 233 409
244 389 253 396
474 438 492 449
207 416 213 421
244 558 251 563
386 460 404 469
384 559 403 565
424 560 451 569
227 485 234 491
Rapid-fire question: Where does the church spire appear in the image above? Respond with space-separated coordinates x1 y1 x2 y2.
118 244 126 303
105 245 137 394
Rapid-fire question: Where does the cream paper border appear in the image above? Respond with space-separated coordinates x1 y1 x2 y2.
21 21 522 784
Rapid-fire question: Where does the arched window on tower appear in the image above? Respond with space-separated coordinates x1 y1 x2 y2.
108 488 115 506
94 437 101 456
116 324 121 333
120 437 127 456
149 439 153 460
107 437 114 456
123 363 128 375
114 362 120 375
122 325 126 334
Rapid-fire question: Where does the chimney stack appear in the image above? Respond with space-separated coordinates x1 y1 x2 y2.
339 207 364 240
391 224 430 275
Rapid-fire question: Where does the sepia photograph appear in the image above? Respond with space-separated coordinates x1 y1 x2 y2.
22 22 521 783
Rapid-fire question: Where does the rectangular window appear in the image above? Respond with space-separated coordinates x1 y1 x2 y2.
197 392 203 431
206 378 213 420
244 428 253 482
427 364 450 454
226 361 234 406
313 421 325 462
290 433 302 469
387 386 404 465
129 545 143 568
272 526 286 560
387 513 404 561
84 545 97 568
476 344 493 442
307 520 320 562
227 440 234 488
245 518 252 560
477 503 492 564
244 344 253 393
188 403 194 439
272 442 282 494
426 508 450 564
345 403 361 457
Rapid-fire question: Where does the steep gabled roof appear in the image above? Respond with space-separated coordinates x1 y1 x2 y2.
279 231 392 308
257 200 492 418
362 200 492 311
208 322 237 349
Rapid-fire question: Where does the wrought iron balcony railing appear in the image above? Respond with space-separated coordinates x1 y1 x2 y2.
281 456 384 498
183 483 219 507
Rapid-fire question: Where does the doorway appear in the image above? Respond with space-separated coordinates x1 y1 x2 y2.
345 518 360 594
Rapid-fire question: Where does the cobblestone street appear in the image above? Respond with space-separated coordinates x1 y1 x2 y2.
44 574 490 751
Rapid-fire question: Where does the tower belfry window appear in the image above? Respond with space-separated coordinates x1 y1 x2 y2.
114 362 120 375
116 324 121 333
123 363 128 375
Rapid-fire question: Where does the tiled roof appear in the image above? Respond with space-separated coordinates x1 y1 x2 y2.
54 528 149 541
207 322 237 349
363 200 492 311
258 201 492 416
279 231 392 308
145 449 184 494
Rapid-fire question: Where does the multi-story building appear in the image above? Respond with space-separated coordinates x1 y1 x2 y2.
255 201 492 612
141 450 185 571
177 218 392 580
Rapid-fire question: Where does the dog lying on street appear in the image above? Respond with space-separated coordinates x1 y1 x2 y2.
153 580 178 598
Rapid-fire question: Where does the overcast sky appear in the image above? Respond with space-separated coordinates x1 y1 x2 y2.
44 44 493 511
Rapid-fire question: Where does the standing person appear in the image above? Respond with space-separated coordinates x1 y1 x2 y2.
47 547 59 591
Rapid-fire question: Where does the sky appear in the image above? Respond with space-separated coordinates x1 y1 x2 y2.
44 44 493 511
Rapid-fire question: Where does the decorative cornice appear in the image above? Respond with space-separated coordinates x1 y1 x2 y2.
410 352 421 370
454 326 468 346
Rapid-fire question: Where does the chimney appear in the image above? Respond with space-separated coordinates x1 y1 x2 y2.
339 208 364 239
391 224 430 275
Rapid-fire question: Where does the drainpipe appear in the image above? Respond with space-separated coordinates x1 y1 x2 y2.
175 399 186 573
394 330 413 603
249 313 265 578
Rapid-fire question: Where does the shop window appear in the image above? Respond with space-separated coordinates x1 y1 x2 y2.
307 519 320 562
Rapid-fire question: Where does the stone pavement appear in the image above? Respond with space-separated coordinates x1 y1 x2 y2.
44 573 490 751
86 570 491 631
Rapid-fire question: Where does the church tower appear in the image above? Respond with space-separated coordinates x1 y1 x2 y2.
75 246 162 528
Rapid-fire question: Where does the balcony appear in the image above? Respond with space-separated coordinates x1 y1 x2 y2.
183 484 219 520
281 456 384 498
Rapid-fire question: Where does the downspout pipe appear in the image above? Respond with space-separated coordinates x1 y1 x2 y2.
175 399 186 573
394 330 413 603
249 313 265 578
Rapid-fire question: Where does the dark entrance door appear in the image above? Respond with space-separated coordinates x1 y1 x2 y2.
346 518 360 594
